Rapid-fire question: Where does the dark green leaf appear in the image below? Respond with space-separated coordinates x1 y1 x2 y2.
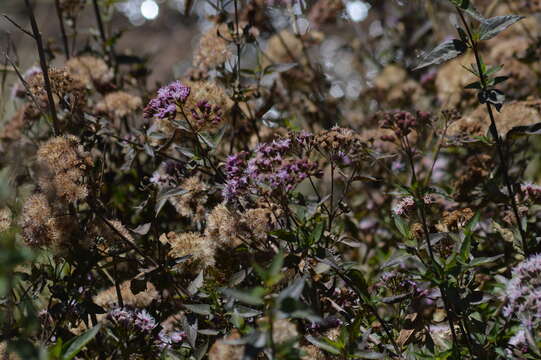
464 81 482 89
305 335 341 355
220 287 264 306
184 304 212 316
61 324 101 360
414 39 467 71
479 15 525 40
130 279 147 295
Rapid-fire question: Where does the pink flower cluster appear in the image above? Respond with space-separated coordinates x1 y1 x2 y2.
223 134 321 201
144 81 191 120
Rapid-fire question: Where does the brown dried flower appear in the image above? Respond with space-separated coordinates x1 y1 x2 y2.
448 100 541 138
96 91 142 120
193 26 232 71
93 280 158 310
66 56 113 88
169 176 208 222
241 207 275 241
206 203 241 246
0 104 40 141
20 194 61 247
28 67 86 110
159 232 216 269
208 331 245 360
0 208 12 232
37 135 93 202
435 208 475 233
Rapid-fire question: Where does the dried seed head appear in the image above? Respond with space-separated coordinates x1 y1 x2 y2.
37 135 93 202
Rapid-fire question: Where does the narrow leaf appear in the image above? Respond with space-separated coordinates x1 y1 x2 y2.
61 324 101 360
414 39 467 71
479 15 525 40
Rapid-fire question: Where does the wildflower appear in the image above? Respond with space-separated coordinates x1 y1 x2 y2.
11 66 41 99
503 254 541 329
168 176 208 222
0 208 12 232
157 329 185 350
135 310 157 332
37 135 93 202
144 81 191 120
392 196 415 216
193 26 232 71
521 183 541 203
184 81 231 132
242 207 276 241
28 67 86 110
507 329 529 358
20 194 62 247
159 232 216 269
96 91 142 120
223 136 321 201
108 307 134 325
205 203 240 246
208 331 245 360
66 56 113 87
314 127 366 165
435 208 474 233
94 281 158 310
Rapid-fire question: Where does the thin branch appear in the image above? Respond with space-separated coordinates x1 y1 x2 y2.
2 14 35 39
24 0 60 135
54 0 70 59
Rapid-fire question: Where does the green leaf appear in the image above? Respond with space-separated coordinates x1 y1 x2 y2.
467 255 503 268
479 15 525 40
449 0 469 9
346 269 370 298
61 324 101 360
393 215 410 238
155 187 189 216
305 335 341 355
464 81 482 89
220 287 265 306
414 39 467 71
184 304 212 316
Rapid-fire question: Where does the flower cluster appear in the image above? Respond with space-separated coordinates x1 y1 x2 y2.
144 81 191 120
503 254 541 329
223 135 321 201
37 135 93 203
392 196 415 216
521 183 541 203
380 110 429 139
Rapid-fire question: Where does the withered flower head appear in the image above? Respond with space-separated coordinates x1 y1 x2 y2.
193 26 232 71
20 193 61 247
96 91 142 120
168 176 209 222
66 56 113 88
159 231 216 270
0 208 12 232
93 280 158 310
37 135 93 202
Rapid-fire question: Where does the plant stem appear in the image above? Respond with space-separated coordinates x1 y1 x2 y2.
457 8 529 256
54 0 70 59
25 0 60 135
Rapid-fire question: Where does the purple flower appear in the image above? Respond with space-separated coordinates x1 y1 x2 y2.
156 329 186 350
521 183 541 203
223 135 321 202
392 196 415 216
504 254 541 331
134 309 157 332
144 81 191 120
108 307 134 325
